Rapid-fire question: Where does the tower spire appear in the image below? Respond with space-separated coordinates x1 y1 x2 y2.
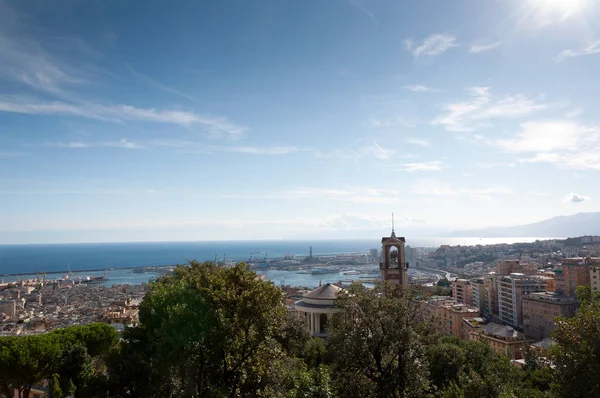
391 213 396 238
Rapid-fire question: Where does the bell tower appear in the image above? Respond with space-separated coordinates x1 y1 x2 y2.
380 214 409 287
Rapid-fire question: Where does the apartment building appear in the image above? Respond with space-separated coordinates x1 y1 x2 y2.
497 273 547 329
452 279 473 306
470 277 487 315
496 260 537 276
421 296 479 338
591 267 600 293
469 322 529 360
522 291 580 340
554 257 600 296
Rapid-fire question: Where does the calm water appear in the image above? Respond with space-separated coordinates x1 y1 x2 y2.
0 265 419 289
0 237 549 276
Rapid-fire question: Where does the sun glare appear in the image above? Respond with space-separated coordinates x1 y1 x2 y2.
531 0 587 18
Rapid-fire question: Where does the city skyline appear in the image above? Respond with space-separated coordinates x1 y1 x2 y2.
1 0 600 244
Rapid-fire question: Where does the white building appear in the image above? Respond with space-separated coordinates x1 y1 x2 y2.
497 273 547 329
294 283 341 337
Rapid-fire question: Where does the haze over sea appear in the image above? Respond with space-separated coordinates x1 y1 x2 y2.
0 237 549 276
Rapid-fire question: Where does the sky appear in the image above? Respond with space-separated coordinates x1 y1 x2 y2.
1 0 600 244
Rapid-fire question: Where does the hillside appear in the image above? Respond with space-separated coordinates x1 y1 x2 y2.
450 212 600 238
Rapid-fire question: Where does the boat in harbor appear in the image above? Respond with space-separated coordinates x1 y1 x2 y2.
310 267 340 275
80 270 109 285
343 270 361 275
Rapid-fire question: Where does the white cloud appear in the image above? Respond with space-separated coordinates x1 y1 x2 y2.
0 33 87 94
315 140 400 162
321 214 425 231
495 120 600 170
212 145 298 155
47 139 297 155
469 41 504 54
0 96 247 138
405 34 458 58
405 138 429 147
496 121 597 153
555 40 600 62
410 179 513 200
283 187 401 204
389 161 444 172
403 84 438 92
563 193 591 203
432 87 547 132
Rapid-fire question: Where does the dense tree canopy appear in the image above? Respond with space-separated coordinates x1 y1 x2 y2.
0 323 118 398
4 263 600 398
102 261 315 398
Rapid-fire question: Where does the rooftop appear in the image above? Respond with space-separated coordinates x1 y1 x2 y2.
304 283 342 300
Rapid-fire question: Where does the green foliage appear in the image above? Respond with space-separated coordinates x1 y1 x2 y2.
551 289 600 398
327 282 433 398
104 261 309 397
436 278 451 287
0 323 118 398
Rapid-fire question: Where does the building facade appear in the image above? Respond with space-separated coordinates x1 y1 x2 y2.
497 273 547 329
470 322 529 360
555 257 600 296
294 283 341 337
522 292 580 340
470 277 488 315
0 299 16 317
591 266 600 293
452 279 473 306
421 296 479 338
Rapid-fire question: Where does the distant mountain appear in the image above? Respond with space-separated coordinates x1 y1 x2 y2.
449 212 600 238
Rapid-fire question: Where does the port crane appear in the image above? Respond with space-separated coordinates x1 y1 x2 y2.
249 252 262 262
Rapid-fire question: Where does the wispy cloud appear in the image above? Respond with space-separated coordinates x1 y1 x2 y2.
47 138 144 149
405 138 429 147
555 40 600 62
410 178 513 200
432 87 547 132
476 161 516 168
388 161 444 172
403 84 438 93
368 117 415 128
47 138 298 155
210 145 298 155
563 193 591 203
127 63 197 102
0 34 87 95
347 0 378 26
469 41 504 54
372 140 395 160
495 120 600 170
0 96 247 138
405 34 458 58
284 187 400 204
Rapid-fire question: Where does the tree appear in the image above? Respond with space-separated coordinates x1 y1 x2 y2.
0 324 118 398
327 282 433 398
551 285 600 397
437 278 451 288
104 261 306 397
0 334 62 398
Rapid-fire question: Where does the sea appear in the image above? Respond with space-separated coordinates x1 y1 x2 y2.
0 237 549 288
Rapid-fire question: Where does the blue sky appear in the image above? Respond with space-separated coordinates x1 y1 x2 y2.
1 0 599 243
